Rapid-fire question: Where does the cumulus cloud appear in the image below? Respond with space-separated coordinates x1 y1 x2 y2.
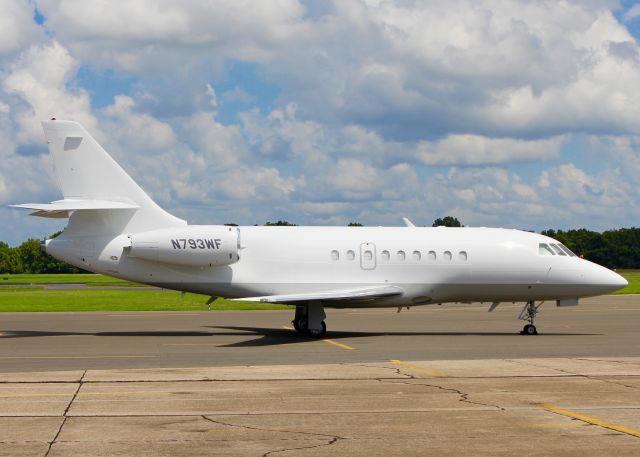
1 1 640 243
3 40 97 144
102 95 176 152
416 135 564 166
624 5 640 21
0 1 41 58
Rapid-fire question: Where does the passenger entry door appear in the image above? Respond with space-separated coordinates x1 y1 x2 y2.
360 242 376 270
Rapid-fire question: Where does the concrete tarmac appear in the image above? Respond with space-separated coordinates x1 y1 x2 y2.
0 358 639 456
0 295 639 455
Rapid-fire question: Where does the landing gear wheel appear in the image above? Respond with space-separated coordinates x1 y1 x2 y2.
521 324 538 335
307 321 327 338
293 318 308 334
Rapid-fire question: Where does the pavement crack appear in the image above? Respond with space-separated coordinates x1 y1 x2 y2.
378 378 505 411
44 369 86 457
587 376 639 391
506 358 579 376
347 362 415 379
201 415 345 457
574 358 638 366
262 436 340 457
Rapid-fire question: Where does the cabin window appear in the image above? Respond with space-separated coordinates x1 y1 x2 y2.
381 250 390 261
346 250 355 261
444 251 452 261
459 251 467 261
331 250 339 261
539 243 555 256
397 250 406 261
428 250 436 261
550 243 567 256
559 244 576 257
364 250 373 261
412 250 421 261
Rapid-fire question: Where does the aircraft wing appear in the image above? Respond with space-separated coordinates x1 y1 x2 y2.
233 285 403 304
11 199 139 218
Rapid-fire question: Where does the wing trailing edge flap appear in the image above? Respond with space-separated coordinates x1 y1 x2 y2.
233 285 404 304
11 199 139 218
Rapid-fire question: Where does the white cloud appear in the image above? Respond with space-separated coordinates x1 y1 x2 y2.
0 1 41 57
3 41 97 144
2 1 640 243
102 95 176 152
416 135 564 166
624 5 640 21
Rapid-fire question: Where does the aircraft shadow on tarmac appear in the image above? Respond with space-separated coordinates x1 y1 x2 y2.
0 327 601 347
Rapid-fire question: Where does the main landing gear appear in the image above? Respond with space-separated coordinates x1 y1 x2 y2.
292 302 326 337
518 300 543 335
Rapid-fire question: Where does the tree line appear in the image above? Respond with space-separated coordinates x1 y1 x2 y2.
1 218 639 274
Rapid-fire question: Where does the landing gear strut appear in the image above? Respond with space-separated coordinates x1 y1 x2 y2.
292 302 326 337
518 301 543 335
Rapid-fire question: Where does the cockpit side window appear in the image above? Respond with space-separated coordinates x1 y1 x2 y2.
539 243 555 256
549 243 567 256
559 244 576 257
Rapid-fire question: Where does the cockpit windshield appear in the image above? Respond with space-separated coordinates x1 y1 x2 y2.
538 243 554 256
539 242 577 257
558 244 576 257
549 243 567 256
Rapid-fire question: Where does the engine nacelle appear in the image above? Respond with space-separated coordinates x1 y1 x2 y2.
127 225 239 267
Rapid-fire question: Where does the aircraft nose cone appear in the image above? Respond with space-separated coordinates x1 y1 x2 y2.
591 263 628 294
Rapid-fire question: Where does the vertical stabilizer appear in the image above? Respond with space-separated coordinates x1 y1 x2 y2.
41 120 185 234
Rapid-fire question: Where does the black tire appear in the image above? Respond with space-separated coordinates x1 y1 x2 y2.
297 318 308 333
522 324 537 335
307 321 327 338
292 319 300 332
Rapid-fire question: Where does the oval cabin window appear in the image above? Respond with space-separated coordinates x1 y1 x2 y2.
381 250 390 261
459 251 467 261
412 250 421 261
428 251 436 261
444 251 452 261
397 250 406 261
346 250 355 261
331 250 339 261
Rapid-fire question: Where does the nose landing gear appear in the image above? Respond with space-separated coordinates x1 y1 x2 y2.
518 301 543 335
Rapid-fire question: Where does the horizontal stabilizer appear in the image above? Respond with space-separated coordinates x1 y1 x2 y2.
234 285 403 304
11 199 139 218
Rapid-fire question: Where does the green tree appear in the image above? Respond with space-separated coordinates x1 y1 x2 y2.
432 216 462 227
347 222 363 227
265 220 298 226
17 239 48 274
0 242 22 274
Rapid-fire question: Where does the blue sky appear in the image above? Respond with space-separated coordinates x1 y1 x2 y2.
1 0 640 245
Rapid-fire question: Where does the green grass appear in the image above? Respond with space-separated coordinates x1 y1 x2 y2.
0 271 636 313
0 274 143 287
615 270 640 294
0 288 289 312
0 274 289 312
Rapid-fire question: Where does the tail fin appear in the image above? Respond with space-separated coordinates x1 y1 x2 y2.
14 120 185 234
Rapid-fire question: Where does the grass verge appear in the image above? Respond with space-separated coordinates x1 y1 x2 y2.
0 271 636 312
0 288 289 312
614 270 640 294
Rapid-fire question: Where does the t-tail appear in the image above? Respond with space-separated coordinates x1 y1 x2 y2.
12 120 186 235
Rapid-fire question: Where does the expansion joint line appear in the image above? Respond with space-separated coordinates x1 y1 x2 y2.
44 370 86 457
201 415 345 457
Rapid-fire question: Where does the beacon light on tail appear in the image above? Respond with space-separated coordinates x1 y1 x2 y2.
12 119 628 337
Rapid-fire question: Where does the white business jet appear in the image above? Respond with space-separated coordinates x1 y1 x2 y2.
13 120 628 337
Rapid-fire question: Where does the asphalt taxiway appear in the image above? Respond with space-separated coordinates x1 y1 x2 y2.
0 295 638 372
0 295 638 455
